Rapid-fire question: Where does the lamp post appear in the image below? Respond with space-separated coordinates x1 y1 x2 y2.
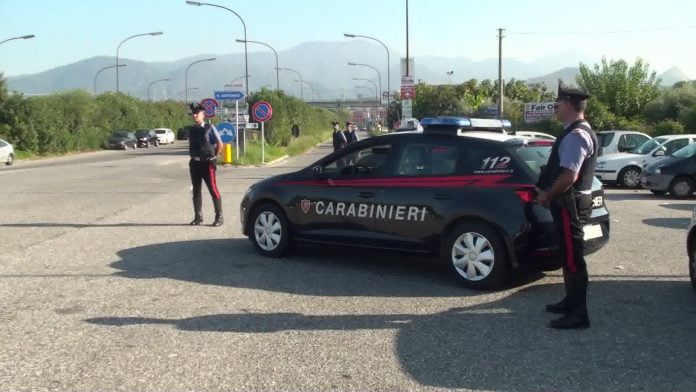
186 1 248 98
94 64 127 94
116 31 163 93
347 62 381 103
236 39 279 91
0 34 35 46
185 57 216 103
180 87 199 99
148 78 171 101
343 33 390 109
446 70 454 84
224 75 251 90
355 85 377 101
294 79 315 100
352 78 379 101
276 67 303 100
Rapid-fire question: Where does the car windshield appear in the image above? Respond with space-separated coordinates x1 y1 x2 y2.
671 142 696 158
135 130 149 137
597 132 614 147
112 131 128 138
633 137 667 154
507 143 552 178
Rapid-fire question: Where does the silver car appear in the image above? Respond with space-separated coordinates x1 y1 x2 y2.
0 138 14 166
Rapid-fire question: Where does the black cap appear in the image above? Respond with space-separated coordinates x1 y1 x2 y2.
346 121 353 126
556 81 591 102
189 103 205 113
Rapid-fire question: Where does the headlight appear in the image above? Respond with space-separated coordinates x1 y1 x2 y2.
654 167 662 175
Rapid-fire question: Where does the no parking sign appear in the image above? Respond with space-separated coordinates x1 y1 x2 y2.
200 98 219 118
251 101 273 122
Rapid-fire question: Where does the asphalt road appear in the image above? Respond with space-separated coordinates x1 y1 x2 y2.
1 140 695 391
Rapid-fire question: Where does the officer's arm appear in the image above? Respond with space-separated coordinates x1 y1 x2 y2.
546 131 591 199
546 169 579 199
210 126 223 155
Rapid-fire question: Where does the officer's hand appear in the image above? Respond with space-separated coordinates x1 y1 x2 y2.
537 191 551 208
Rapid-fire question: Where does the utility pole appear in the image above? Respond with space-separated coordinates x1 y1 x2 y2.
405 0 410 76
497 28 505 119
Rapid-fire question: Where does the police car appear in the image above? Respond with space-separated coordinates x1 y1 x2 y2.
687 208 696 290
240 117 610 289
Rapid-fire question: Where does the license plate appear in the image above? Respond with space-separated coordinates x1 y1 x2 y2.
583 224 603 240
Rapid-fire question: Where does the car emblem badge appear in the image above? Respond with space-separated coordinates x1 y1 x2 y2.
300 199 311 214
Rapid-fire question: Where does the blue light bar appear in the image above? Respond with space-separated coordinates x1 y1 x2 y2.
420 117 472 127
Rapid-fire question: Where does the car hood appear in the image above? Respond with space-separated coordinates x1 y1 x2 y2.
645 155 683 170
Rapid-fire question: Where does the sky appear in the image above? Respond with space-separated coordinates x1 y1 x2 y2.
1 0 696 78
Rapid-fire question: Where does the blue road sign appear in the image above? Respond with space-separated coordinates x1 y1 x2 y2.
215 91 246 101
251 101 273 122
216 122 236 144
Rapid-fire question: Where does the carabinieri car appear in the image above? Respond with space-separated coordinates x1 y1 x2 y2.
240 117 610 289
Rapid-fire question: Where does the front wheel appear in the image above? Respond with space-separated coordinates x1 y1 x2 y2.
669 177 695 199
6 153 13 166
441 222 510 290
250 203 291 257
618 166 642 188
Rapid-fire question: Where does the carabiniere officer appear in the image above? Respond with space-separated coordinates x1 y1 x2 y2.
186 103 224 227
536 82 598 330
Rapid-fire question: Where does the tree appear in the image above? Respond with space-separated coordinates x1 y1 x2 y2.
577 57 661 118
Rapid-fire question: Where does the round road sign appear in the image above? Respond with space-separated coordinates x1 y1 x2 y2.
216 122 236 144
200 98 219 118
251 101 273 122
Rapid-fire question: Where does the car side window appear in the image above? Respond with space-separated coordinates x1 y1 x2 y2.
631 134 650 146
395 142 459 176
459 142 511 174
0 140 6 147
664 139 689 155
322 144 392 177
618 135 630 149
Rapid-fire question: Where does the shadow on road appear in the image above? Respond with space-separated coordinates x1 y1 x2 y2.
604 190 663 201
642 217 691 230
660 203 696 212
108 239 544 298
86 280 696 391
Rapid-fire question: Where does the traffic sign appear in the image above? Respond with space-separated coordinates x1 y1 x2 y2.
401 76 416 100
246 123 259 129
215 91 246 101
251 101 273 122
216 122 236 144
200 98 219 118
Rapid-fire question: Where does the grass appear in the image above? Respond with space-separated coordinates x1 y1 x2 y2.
233 142 287 165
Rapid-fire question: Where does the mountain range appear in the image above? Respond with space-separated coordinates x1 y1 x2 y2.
5 41 692 100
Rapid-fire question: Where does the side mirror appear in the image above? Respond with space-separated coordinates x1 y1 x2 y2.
312 165 323 176
654 149 665 157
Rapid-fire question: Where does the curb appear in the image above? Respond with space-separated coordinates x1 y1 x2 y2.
265 154 290 166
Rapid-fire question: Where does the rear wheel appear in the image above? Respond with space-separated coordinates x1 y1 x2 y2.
618 166 642 188
6 153 14 166
669 177 695 199
441 222 510 290
250 203 291 258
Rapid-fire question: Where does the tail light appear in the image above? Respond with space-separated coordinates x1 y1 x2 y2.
515 189 536 203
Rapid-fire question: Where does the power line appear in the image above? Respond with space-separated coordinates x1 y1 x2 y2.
509 25 696 36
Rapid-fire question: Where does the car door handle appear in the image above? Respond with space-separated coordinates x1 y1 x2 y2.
358 192 375 199
432 193 453 201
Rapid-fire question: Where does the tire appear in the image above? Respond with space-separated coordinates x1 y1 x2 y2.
618 166 642 188
250 203 291 258
441 222 510 290
669 177 695 199
649 189 667 195
6 153 13 166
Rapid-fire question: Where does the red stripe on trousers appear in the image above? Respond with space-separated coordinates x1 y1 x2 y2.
560 208 577 273
209 164 221 199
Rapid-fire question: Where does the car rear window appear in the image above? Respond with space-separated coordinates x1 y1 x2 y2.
597 132 614 148
155 130 166 134
507 143 552 177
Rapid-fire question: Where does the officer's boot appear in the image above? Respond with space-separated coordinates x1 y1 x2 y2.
212 198 224 227
545 273 571 314
190 195 203 226
548 272 590 330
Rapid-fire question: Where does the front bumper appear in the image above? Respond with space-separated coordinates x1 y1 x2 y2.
641 173 672 191
595 169 618 182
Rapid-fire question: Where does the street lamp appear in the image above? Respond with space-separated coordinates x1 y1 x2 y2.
355 85 377 101
276 67 303 100
446 70 454 84
94 64 127 94
148 78 171 101
185 57 216 103
224 74 251 89
236 39 279 91
347 62 381 103
294 79 315 100
352 78 379 100
116 31 163 93
187 1 248 98
180 87 199 99
344 33 390 108
0 34 35 46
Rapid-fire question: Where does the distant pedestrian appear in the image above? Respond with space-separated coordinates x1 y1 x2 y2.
186 103 224 227
291 123 300 139
332 121 347 152
345 122 360 145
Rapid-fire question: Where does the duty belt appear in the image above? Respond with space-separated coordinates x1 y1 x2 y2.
191 156 215 162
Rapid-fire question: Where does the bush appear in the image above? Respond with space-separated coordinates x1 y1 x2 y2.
653 119 685 136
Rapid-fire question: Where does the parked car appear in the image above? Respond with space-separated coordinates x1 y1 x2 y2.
686 208 696 290
395 118 423 132
240 116 610 290
107 131 137 150
597 130 651 156
177 127 189 140
642 142 696 198
513 131 556 140
135 129 159 148
0 138 15 166
154 128 175 144
595 135 696 188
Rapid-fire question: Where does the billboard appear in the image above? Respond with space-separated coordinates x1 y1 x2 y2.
524 102 556 123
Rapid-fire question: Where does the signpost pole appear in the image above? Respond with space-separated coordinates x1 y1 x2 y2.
235 100 240 161
261 121 265 164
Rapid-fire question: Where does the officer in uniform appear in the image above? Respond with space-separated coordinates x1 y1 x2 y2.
332 121 347 152
186 103 224 227
536 82 597 329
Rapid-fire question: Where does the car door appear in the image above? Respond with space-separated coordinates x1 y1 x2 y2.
0 140 8 161
289 140 396 246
